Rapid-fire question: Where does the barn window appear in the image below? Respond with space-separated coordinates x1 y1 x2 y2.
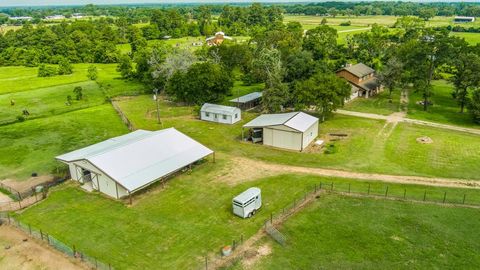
235 113 238 119
222 115 227 120
206 112 210 117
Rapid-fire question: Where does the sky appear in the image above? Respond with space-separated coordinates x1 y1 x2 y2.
0 0 471 8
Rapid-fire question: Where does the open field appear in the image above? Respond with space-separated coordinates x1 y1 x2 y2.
451 32 480 45
116 95 480 180
17 171 480 270
408 80 477 128
0 105 128 180
245 194 480 269
284 15 480 28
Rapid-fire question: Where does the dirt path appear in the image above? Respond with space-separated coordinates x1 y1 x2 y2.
217 157 480 189
0 225 86 270
1 175 53 193
335 109 480 136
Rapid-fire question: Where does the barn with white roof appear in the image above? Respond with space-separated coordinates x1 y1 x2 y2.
242 112 319 151
56 128 213 199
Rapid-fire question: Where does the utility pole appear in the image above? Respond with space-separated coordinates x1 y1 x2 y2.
153 88 161 125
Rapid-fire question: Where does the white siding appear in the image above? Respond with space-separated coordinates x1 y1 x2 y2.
263 126 302 151
200 109 241 124
301 121 318 150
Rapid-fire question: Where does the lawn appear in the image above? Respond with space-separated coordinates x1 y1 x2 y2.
407 80 478 128
248 194 480 269
343 90 401 115
0 105 128 180
116 95 480 180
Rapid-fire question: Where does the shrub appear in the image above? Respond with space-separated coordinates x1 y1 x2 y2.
37 64 57 77
340 21 351 26
58 58 73 75
87 65 98 80
73 86 83 100
324 143 338 154
16 115 25 122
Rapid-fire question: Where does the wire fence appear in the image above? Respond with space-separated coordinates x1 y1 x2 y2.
0 213 113 270
203 180 480 269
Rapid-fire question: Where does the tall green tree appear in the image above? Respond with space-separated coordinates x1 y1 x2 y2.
378 57 404 100
451 53 480 113
294 72 351 121
302 25 337 60
117 55 134 79
468 88 480 124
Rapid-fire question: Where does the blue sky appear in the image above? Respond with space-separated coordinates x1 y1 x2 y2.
0 0 467 8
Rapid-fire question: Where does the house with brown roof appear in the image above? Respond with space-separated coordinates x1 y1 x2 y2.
206 32 233 46
336 63 383 100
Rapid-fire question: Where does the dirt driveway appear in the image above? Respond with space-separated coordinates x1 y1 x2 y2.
0 224 86 270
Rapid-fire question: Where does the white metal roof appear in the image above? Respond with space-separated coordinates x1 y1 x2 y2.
56 128 213 192
233 187 261 203
201 103 239 115
243 112 318 132
230 92 262 104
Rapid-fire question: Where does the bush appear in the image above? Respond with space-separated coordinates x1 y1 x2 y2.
73 86 83 100
340 21 351 26
16 115 25 122
87 65 98 80
58 58 73 75
37 64 58 77
324 143 338 154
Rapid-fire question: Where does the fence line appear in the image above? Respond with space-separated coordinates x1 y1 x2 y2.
205 181 480 269
0 213 113 270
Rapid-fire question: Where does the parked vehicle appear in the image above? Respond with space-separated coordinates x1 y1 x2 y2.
232 187 262 218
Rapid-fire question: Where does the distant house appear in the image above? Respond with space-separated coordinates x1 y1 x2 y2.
72 13 84 19
45 15 65 20
230 92 262 110
454 16 475 23
243 112 319 151
336 63 383 100
9 16 32 21
56 128 213 199
200 103 241 124
206 32 233 46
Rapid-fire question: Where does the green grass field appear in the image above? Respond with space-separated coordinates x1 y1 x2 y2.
408 80 477 128
115 95 480 180
0 105 128 180
0 64 146 180
17 172 480 270
246 194 480 269
451 32 480 45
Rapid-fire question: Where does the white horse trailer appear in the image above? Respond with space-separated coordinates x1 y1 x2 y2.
232 187 262 218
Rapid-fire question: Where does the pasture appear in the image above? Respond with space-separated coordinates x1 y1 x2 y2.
343 90 401 115
451 32 480 45
246 194 480 269
17 172 480 270
0 64 145 181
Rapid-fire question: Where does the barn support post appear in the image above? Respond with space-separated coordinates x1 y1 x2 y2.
212 152 216 163
128 191 132 205
115 182 119 199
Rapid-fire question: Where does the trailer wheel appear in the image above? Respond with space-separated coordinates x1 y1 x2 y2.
252 209 257 216
248 212 253 218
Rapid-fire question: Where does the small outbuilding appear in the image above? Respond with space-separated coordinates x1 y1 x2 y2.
454 16 475 23
242 112 319 151
200 103 241 124
56 128 214 199
230 92 262 110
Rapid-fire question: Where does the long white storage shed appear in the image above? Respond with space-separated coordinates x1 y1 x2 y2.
200 103 241 124
56 128 213 199
242 112 319 151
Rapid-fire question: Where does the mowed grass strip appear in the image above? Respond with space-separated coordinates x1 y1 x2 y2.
0 81 106 124
451 32 480 45
116 95 480 180
343 90 401 115
17 173 480 270
0 104 128 180
250 194 480 270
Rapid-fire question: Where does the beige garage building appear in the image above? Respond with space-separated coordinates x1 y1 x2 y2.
56 128 213 199
243 112 319 151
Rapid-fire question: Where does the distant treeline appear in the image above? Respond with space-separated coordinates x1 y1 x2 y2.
1 2 480 25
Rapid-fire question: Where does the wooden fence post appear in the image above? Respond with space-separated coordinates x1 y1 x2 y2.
385 186 389 197
463 194 466 204
270 213 273 224
348 183 351 193
423 190 427 201
403 189 406 199
330 182 334 191
320 182 322 190
367 183 370 195
443 192 447 204
28 224 32 235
